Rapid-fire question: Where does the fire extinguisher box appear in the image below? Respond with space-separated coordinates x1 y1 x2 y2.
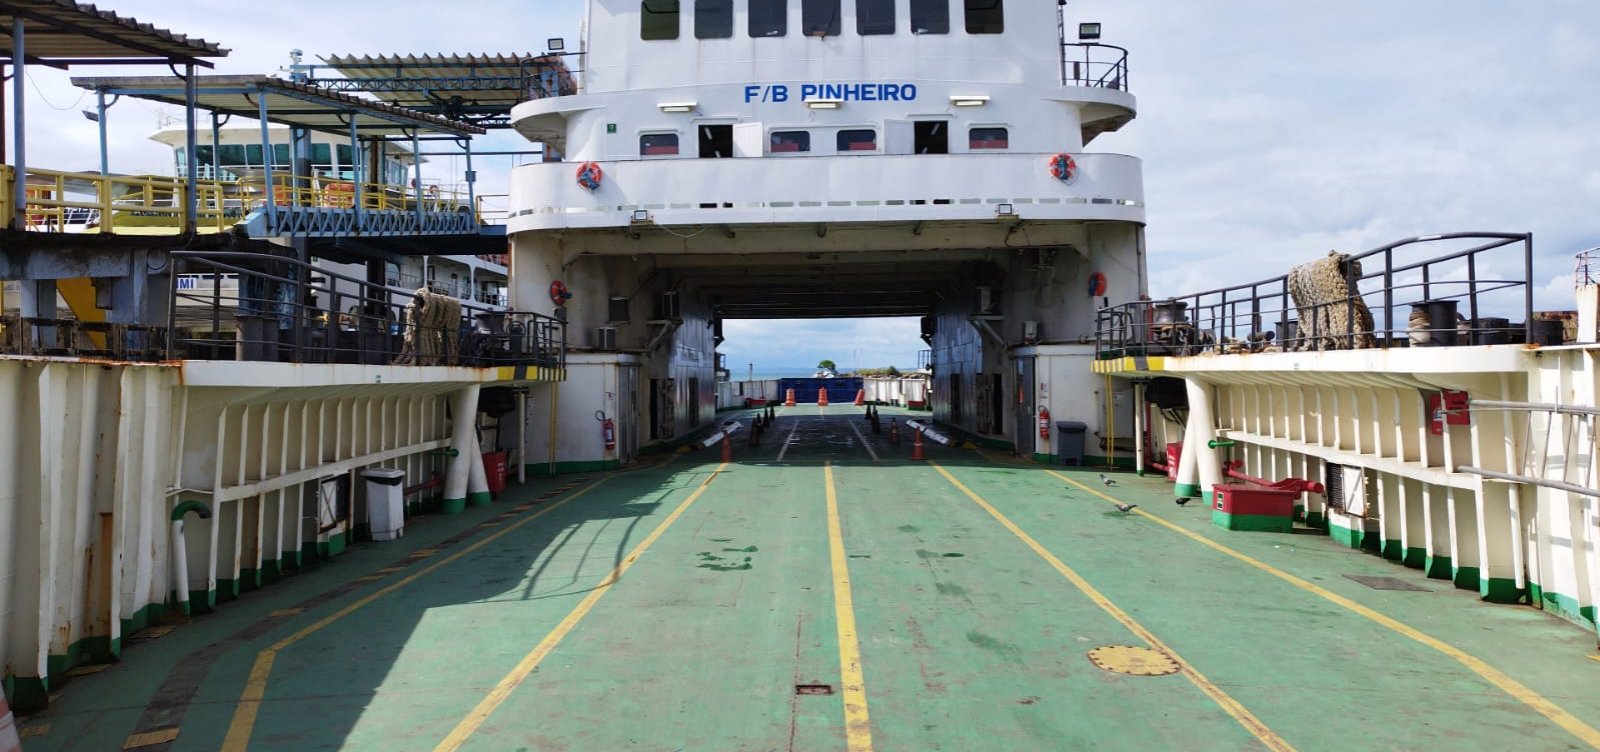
1165 443 1182 481
1212 483 1297 533
482 451 508 496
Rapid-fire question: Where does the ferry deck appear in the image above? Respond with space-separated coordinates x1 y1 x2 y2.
14 405 1600 751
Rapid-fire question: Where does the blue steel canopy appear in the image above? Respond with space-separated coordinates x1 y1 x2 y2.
68 74 484 137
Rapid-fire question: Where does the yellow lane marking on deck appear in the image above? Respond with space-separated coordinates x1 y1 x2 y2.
434 463 730 752
123 727 180 748
1043 468 1600 751
824 462 875 752
221 474 623 752
846 420 880 462
19 724 49 738
932 462 1294 752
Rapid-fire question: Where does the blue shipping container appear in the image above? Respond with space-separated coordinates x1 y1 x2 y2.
777 377 864 405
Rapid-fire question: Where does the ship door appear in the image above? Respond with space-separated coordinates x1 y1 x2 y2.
1014 357 1036 458
913 121 950 154
618 365 641 463
699 124 733 158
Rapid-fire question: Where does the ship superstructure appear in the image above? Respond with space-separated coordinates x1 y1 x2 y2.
507 0 1145 465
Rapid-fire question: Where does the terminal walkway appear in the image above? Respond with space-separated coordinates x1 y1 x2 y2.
14 406 1600 751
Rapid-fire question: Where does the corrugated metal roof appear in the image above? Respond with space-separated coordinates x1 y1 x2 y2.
68 75 484 137
0 0 226 65
317 53 576 109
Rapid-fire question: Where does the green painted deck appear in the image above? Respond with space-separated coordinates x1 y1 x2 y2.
16 406 1600 751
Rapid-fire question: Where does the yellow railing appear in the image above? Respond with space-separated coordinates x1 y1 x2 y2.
0 166 470 236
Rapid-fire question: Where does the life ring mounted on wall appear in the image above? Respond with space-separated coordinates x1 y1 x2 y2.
1088 271 1108 297
1048 153 1078 184
576 161 604 191
549 280 573 306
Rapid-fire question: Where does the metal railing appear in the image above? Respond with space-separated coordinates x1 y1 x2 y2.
1578 247 1599 287
1062 43 1129 91
0 165 473 236
1096 232 1538 357
169 250 564 368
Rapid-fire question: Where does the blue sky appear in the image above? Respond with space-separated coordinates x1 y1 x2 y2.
16 0 1600 371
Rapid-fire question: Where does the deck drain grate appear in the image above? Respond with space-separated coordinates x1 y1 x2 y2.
1087 646 1180 677
1343 575 1429 592
795 684 835 695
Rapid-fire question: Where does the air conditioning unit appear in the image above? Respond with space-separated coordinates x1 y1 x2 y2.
655 291 680 320
608 296 630 323
1022 321 1040 344
596 326 618 351
975 285 996 313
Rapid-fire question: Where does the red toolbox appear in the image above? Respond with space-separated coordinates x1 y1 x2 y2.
1212 483 1297 533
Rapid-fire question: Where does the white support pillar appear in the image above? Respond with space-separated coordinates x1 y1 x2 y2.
467 428 490 506
1185 378 1223 504
1133 381 1147 476
442 385 480 514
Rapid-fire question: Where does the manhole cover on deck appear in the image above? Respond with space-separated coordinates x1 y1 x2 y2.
795 684 835 695
1343 575 1430 592
1087 646 1180 677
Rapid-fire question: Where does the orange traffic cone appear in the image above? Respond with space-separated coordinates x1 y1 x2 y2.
721 434 733 462
889 419 901 445
818 387 829 407
854 389 865 406
785 389 796 407
911 427 926 460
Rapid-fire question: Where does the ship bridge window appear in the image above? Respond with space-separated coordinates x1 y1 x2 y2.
969 127 1009 150
748 0 786 37
911 0 950 34
641 0 681 40
856 0 895 35
695 0 732 38
802 0 841 37
914 121 949 154
770 130 811 153
838 129 877 152
640 132 681 156
964 0 1003 34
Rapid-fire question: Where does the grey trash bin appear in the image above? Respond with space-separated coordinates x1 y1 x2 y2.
362 468 407 541
1056 421 1088 467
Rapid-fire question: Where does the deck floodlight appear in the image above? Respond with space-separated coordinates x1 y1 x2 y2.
658 102 697 113
997 203 1016 217
631 209 651 223
805 98 843 110
1079 23 1102 41
547 38 566 52
950 95 990 107
82 110 99 122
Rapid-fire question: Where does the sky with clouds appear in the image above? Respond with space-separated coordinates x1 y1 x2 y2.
14 0 1599 371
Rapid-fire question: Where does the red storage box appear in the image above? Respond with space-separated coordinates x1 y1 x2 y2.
1212 483 1297 533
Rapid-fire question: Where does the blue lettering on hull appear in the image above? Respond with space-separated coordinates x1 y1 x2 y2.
748 83 918 103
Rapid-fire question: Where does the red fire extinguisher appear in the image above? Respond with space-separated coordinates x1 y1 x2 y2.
1038 407 1051 440
597 410 616 450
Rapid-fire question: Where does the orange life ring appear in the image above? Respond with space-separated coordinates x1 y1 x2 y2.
575 161 603 191
1048 153 1078 183
549 279 572 306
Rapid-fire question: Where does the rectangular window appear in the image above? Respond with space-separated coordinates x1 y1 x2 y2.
748 0 786 37
640 133 681 156
856 0 895 35
217 145 246 166
642 0 680 40
837 129 877 152
695 0 732 38
245 144 264 166
194 145 215 166
910 0 949 34
802 0 841 37
273 144 291 164
312 144 333 165
969 127 1009 150
770 130 811 153
964 0 1002 34
337 144 356 169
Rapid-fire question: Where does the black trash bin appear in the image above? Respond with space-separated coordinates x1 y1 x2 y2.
1056 421 1088 467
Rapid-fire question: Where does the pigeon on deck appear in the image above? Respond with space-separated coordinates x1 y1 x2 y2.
1115 503 1137 513
1175 498 1190 506
1100 474 1117 486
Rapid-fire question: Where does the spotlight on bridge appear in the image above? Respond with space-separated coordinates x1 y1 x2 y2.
658 102 697 113
950 95 990 107
996 203 1016 218
805 98 843 110
1079 23 1102 41
547 38 566 52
